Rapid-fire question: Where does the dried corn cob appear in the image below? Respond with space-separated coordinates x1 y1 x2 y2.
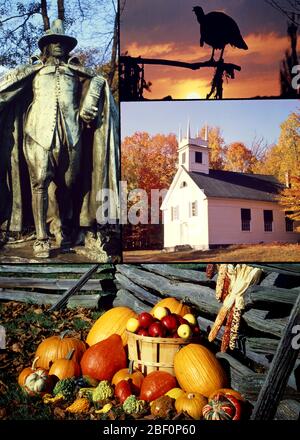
221 305 235 352
216 264 228 301
206 264 216 279
229 308 243 350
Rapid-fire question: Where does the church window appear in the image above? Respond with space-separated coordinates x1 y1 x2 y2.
241 209 251 231
171 206 179 221
190 201 198 217
285 211 294 232
195 152 202 163
264 210 273 232
182 152 186 164
180 181 187 188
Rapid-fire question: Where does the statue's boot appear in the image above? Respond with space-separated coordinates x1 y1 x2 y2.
32 191 50 258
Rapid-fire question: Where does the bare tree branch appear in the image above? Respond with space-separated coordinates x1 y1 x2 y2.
41 0 50 30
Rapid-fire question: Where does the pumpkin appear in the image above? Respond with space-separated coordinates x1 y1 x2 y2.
151 298 191 317
24 369 53 395
202 392 243 420
112 366 144 393
140 371 177 402
35 331 86 369
48 349 81 380
18 357 44 387
174 344 227 397
86 307 136 347
175 392 207 420
165 387 185 400
80 334 127 381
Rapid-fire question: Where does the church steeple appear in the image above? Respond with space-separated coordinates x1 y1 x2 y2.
178 121 210 174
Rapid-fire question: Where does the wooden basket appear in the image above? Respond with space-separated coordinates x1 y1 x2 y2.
126 331 196 375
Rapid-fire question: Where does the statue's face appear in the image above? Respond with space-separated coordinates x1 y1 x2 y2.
47 41 69 58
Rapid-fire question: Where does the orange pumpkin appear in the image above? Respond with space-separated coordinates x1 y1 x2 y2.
49 349 81 380
18 357 44 387
35 331 86 369
86 307 136 347
140 371 177 402
112 367 144 393
175 392 207 420
151 298 191 317
174 344 227 397
81 334 127 381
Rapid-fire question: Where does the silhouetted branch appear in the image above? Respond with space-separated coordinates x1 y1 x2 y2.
120 55 241 72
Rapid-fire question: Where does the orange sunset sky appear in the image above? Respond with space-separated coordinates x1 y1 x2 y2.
120 0 296 99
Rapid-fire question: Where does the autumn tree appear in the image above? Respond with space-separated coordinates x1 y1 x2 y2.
223 142 256 173
255 111 300 182
278 175 300 222
0 0 118 82
200 125 225 169
121 132 178 249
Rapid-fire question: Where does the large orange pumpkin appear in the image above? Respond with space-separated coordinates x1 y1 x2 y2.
151 298 191 317
80 334 127 381
35 331 86 369
86 307 136 346
140 371 177 402
174 344 227 397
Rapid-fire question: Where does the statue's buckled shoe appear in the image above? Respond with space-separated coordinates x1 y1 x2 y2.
33 240 50 258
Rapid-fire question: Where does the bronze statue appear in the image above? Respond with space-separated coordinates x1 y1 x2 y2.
0 20 120 260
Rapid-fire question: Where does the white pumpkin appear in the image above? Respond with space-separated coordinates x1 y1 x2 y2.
24 370 50 394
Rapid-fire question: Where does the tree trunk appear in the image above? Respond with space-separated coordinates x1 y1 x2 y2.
108 9 118 88
41 0 50 30
57 0 65 21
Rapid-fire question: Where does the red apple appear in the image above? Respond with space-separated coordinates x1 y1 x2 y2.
148 322 166 338
138 312 154 329
137 328 149 337
161 315 178 333
177 315 189 326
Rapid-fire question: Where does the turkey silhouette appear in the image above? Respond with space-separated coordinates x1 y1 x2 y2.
193 6 248 61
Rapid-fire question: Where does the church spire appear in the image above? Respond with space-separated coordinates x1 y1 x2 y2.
204 123 208 141
187 119 191 140
178 125 182 143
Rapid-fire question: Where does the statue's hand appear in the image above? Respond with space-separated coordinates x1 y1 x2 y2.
80 105 98 124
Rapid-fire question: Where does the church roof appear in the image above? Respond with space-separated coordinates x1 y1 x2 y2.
187 169 283 202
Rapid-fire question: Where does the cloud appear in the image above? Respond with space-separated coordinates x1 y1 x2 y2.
123 32 290 98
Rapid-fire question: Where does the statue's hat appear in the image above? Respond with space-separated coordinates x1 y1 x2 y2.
38 19 77 51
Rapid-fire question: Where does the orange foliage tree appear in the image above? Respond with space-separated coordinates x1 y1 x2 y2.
121 132 178 249
278 176 300 222
223 142 257 173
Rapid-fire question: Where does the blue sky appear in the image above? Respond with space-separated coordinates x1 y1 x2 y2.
121 100 300 148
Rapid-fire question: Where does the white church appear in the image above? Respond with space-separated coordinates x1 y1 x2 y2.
161 124 300 251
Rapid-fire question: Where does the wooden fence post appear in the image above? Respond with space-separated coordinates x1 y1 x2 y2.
251 292 300 420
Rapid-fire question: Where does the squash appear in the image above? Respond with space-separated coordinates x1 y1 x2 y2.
151 395 175 418
174 344 227 397
115 379 134 403
86 307 136 347
209 388 245 402
35 331 86 369
80 334 127 381
175 392 207 420
66 398 90 414
18 357 44 387
140 371 177 402
112 366 144 393
151 298 191 317
202 392 243 420
24 369 53 395
48 349 81 380
165 387 185 400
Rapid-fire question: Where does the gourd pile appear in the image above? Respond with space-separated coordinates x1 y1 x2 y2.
17 299 250 420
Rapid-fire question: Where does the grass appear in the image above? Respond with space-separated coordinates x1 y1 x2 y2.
123 243 300 262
